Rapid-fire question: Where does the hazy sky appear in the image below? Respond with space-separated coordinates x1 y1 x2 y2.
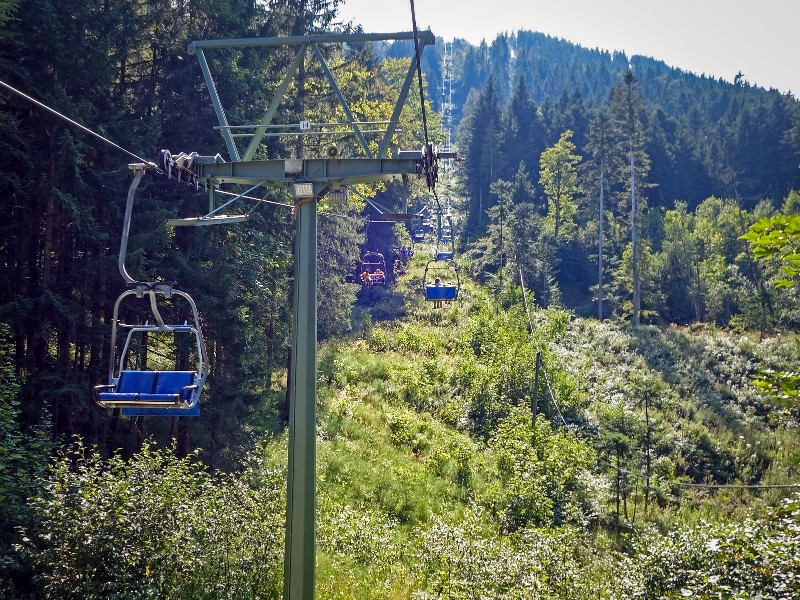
335 0 799 96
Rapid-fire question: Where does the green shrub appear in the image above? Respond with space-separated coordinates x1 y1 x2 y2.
0 324 51 597
17 440 285 599
632 494 800 599
482 409 597 531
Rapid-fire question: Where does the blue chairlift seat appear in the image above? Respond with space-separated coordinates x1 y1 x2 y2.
94 370 200 417
426 283 457 301
436 251 454 260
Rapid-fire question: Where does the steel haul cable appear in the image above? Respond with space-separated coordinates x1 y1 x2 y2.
0 78 160 171
409 0 443 216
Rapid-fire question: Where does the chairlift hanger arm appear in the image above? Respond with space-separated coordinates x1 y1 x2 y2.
118 164 147 284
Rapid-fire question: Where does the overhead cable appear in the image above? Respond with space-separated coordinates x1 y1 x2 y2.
0 78 160 170
409 0 443 216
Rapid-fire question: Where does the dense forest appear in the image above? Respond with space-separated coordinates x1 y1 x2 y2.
400 30 800 326
1 0 800 597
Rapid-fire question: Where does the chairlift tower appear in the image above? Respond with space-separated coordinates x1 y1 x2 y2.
439 41 455 182
164 31 454 600
440 41 453 153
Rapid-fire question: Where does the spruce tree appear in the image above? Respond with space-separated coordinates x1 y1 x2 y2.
608 71 650 324
502 75 544 181
584 107 616 320
460 77 502 240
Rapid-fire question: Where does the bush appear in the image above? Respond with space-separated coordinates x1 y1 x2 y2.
0 324 51 597
16 440 285 599
632 494 800 599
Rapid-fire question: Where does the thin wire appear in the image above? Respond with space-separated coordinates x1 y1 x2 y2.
518 266 535 339
0 78 159 170
344 184 407 225
207 181 269 217
212 187 294 209
325 210 368 224
538 357 800 490
164 177 363 225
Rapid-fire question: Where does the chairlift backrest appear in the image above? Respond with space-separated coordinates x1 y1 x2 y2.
119 370 157 394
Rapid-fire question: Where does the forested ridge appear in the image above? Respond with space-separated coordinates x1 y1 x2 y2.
1 0 800 597
410 29 800 207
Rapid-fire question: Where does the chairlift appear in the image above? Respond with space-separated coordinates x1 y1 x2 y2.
360 250 387 286
423 255 460 304
94 164 209 417
423 210 460 304
94 283 209 416
435 213 455 260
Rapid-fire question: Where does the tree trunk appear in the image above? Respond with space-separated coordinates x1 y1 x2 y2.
630 138 640 326
615 447 621 534
598 160 604 320
645 395 651 511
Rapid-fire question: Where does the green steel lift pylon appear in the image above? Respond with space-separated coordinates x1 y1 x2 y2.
285 190 317 600
172 31 454 600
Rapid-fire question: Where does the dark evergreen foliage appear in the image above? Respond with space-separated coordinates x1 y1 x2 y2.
411 30 800 212
0 0 352 463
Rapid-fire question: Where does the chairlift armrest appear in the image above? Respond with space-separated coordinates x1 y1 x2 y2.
180 383 199 402
92 383 116 402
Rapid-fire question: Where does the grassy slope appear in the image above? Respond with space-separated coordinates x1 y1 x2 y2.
285 245 800 598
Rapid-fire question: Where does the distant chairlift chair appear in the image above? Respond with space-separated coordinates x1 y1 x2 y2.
360 251 387 286
423 255 460 305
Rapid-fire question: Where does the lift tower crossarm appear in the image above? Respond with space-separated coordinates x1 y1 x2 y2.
187 31 436 164
186 30 435 52
191 156 425 188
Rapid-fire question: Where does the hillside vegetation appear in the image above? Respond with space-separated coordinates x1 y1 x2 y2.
2 1 800 597
5 247 799 598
